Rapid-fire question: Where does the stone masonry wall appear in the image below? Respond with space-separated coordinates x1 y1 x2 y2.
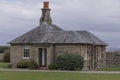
10 44 36 67
0 53 4 61
10 44 106 70
54 44 106 70
106 51 120 67
10 44 52 68
54 44 90 70
96 46 106 69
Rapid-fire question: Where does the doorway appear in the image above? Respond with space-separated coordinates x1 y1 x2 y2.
39 48 47 67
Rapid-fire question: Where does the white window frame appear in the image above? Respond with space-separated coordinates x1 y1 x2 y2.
84 47 88 61
99 52 102 59
85 52 88 60
23 46 30 59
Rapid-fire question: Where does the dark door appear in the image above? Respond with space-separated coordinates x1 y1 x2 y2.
39 48 47 67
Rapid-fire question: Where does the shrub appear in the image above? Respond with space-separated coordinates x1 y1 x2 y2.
16 61 28 68
3 52 10 62
28 60 38 70
56 53 84 71
16 60 38 69
48 63 57 70
7 63 12 68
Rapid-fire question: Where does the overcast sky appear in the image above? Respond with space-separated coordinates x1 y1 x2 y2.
0 0 120 50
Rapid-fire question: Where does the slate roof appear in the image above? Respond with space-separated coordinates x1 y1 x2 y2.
9 22 107 45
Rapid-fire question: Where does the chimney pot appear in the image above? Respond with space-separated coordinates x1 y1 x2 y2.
44 2 49 9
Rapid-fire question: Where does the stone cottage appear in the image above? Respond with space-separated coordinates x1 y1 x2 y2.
9 2 107 70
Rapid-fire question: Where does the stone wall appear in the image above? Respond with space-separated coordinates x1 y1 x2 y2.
106 51 120 67
54 44 87 58
10 44 37 67
10 44 52 68
10 44 106 70
95 46 106 69
0 53 4 61
54 44 106 70
54 44 89 70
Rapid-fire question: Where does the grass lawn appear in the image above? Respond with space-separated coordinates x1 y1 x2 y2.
0 71 120 80
98 67 120 71
0 62 10 68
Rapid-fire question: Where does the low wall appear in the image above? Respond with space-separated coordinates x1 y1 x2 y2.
106 51 120 67
0 53 4 61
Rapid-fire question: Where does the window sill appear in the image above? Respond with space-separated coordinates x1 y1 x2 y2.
22 57 30 59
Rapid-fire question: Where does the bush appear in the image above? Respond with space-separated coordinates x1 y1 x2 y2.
16 60 38 69
48 63 57 70
7 63 12 68
3 52 10 62
28 60 38 70
16 61 28 68
56 53 84 71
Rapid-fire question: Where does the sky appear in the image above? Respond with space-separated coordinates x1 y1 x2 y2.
0 0 120 50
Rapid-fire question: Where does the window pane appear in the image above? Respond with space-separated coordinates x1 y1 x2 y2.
23 46 30 58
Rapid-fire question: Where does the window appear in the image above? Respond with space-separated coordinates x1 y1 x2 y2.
84 47 88 61
85 52 88 60
99 51 101 59
23 46 30 59
101 47 105 58
99 47 102 60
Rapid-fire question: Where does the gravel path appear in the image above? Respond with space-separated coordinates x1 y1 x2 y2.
0 68 120 74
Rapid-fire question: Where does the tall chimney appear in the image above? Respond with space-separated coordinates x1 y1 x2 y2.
44 2 49 9
40 1 52 25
